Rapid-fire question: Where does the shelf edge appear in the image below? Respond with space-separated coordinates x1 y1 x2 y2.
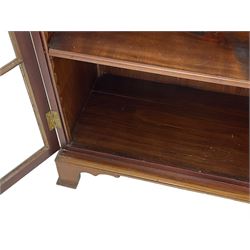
49 48 250 89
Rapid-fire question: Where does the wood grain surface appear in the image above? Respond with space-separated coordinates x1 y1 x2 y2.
99 65 249 96
49 32 250 87
72 74 249 182
56 146 249 202
52 58 97 137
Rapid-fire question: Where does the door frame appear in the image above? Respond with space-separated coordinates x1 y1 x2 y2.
0 32 64 194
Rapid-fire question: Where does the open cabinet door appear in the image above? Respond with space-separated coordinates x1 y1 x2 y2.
0 32 64 194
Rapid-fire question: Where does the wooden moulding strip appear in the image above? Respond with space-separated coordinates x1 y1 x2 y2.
49 49 250 89
57 146 250 202
0 58 23 76
39 32 69 145
0 147 50 194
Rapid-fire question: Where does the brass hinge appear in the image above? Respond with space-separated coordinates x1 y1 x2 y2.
46 111 62 131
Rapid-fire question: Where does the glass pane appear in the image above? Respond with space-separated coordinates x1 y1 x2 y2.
0 31 16 67
0 66 44 177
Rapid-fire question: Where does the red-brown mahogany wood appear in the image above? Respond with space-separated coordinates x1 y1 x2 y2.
49 32 250 88
56 74 249 202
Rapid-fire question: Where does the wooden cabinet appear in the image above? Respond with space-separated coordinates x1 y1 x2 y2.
1 32 249 202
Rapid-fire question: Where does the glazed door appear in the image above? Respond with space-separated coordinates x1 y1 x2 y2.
0 32 63 194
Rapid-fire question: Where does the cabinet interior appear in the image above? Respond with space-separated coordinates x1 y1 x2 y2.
48 32 249 200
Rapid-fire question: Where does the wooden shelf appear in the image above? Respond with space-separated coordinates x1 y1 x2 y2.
49 32 250 88
71 74 249 188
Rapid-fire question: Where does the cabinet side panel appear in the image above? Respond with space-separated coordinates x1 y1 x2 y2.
52 58 97 137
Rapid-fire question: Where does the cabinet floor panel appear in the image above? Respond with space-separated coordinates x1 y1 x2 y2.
72 75 249 183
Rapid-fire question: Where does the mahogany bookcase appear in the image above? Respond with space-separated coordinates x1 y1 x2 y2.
0 32 249 202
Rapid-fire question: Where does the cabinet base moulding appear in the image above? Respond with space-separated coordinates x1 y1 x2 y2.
56 151 121 189
55 146 249 202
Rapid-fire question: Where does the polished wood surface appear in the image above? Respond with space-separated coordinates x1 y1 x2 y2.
3 32 248 200
48 32 250 201
72 75 249 183
56 149 120 189
40 32 68 145
56 145 249 202
100 65 249 96
49 32 250 88
52 58 97 137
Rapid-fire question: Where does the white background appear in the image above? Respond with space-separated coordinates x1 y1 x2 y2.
0 2 250 249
